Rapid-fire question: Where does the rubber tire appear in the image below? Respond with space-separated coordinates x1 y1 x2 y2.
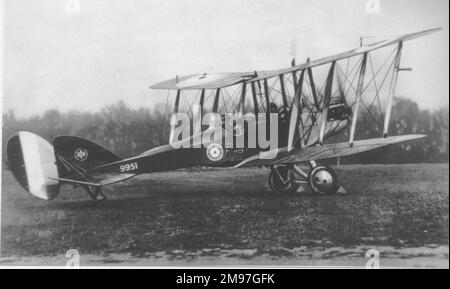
307 165 338 194
269 166 300 194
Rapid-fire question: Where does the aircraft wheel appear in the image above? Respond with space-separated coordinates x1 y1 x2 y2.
307 165 338 194
269 166 300 194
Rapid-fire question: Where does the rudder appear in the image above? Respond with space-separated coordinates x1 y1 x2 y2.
6 132 123 201
6 131 60 200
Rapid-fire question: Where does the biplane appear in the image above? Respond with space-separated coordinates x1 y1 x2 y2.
6 28 441 201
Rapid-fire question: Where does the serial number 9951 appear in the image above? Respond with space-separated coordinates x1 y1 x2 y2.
120 162 138 172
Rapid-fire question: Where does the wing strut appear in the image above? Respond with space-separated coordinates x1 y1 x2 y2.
319 61 336 144
240 83 247 114
173 89 181 113
306 58 320 110
287 69 305 151
349 53 368 146
169 89 181 144
279 74 288 107
383 41 403 137
251 82 259 115
264 79 271 117
212 88 220 113
199 89 205 115
256 81 265 112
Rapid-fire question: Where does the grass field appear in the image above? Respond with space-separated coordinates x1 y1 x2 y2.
1 164 448 267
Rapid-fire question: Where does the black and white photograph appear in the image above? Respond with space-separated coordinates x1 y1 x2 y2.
0 0 448 271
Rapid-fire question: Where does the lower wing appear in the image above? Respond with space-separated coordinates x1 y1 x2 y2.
235 134 426 168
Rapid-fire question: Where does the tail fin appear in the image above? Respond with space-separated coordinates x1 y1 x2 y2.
6 131 60 200
6 132 121 200
52 136 121 177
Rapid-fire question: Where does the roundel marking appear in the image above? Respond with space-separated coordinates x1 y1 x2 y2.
74 147 88 162
206 143 224 162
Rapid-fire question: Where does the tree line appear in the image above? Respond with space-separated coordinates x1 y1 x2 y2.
2 97 448 166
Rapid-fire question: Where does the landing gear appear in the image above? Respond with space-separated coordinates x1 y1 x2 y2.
268 161 341 195
82 185 107 202
268 166 300 194
307 165 338 194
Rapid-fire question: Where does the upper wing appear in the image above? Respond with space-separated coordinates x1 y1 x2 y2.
250 28 441 82
235 134 426 168
150 28 441 90
150 72 255 90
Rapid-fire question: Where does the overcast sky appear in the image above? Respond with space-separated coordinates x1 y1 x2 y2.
3 0 449 117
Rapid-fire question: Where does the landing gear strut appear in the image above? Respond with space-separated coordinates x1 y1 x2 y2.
268 166 300 194
82 185 107 202
268 161 341 195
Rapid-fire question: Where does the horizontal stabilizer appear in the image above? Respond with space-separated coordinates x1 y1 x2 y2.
50 173 135 187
